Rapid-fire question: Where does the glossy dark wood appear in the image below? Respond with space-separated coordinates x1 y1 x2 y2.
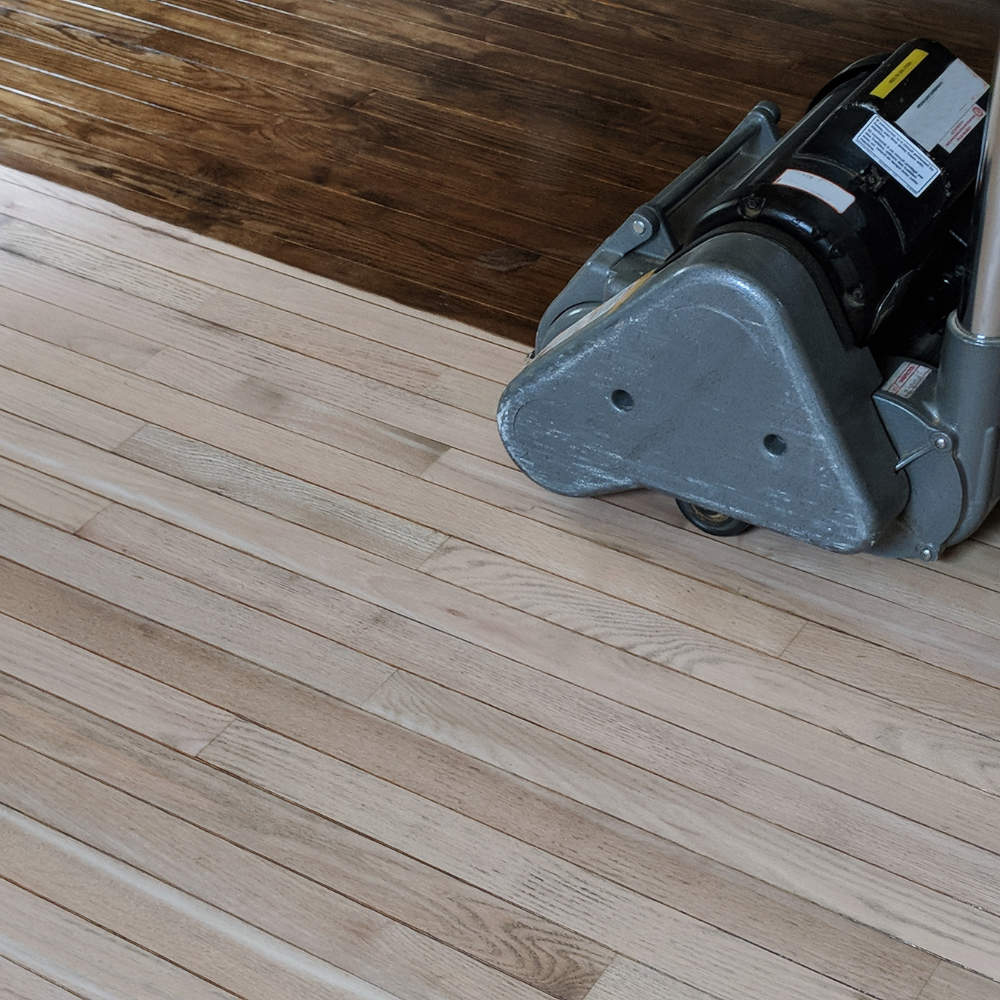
1 0 997 343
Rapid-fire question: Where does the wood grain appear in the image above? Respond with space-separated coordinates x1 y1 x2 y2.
0 786 550 1000
0 955 86 1000
75 504 1000 859
199 720 877 1000
919 963 1000 1000
114 423 449 567
1 0 995 339
0 610 234 754
0 670 942 1000
424 448 1000 685
0 874 242 1000
359 672 1000 971
419 538 1000 795
584 957 727 1000
2 166 999 1000
0 455 109 532
0 508 394 707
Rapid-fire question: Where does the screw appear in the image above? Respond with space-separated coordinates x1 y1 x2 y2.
849 286 865 304
631 218 648 235
919 545 935 561
933 433 951 450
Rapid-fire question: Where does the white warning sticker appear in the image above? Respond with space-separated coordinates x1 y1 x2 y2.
883 361 932 399
853 114 941 196
896 58 989 152
774 168 856 214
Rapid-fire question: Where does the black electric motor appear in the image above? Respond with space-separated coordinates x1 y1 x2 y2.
692 39 986 351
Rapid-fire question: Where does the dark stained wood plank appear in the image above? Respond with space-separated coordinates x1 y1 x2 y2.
0 5 654 232
0 125 528 332
1 0 997 342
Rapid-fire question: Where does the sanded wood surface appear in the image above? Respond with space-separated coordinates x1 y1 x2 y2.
1 166 1000 1000
0 0 998 342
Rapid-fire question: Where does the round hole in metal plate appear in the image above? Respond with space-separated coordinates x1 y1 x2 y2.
611 389 634 411
764 434 787 456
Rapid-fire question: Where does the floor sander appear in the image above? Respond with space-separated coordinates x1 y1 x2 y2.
497 39 1000 559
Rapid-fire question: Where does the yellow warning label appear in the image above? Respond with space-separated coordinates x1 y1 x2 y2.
871 48 929 99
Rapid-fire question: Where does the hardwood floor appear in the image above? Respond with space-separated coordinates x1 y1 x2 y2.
1 164 1000 1000
0 0 998 343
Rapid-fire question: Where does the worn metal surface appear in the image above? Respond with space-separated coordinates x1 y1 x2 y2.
498 231 909 553
535 103 782 350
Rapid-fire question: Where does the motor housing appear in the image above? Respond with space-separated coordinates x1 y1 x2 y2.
693 39 987 346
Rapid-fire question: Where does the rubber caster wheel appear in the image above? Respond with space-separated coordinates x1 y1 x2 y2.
676 499 752 537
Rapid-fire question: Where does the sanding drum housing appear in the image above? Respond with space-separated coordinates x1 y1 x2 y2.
497 38 1000 560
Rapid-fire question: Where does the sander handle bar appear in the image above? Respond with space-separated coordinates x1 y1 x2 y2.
937 33 1000 546
960 31 1000 339
533 102 781 351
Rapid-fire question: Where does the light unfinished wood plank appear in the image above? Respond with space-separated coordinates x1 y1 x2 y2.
918 962 1000 1000
189 287 464 394
0 219 214 313
0 455 109 532
0 673 617 1000
360 671 1000 971
419 538 1000 795
198 720 877 1000
584 957 725 1000
133 347 449 476
0 805 409 1000
420 365 505 420
732 525 1000 644
783 624 1000 740
114 423 448 566
0 247 461 472
0 669 944 1000
127 301 507 453
925 536 1000 594
0 168 526 361
0 611 233 754
0 365 144 450
0 875 241 1000
0 253 505 451
364 664 1000 903
76 503 1000 860
0 401 443 574
0 956 85 1000
1 316 507 469
0 508 393 706
0 751 558 1000
1 245 452 473
0 325 802 656
0 283 164 371
424 447 1000 686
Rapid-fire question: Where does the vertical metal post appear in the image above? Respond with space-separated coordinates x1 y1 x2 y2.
960 35 1000 339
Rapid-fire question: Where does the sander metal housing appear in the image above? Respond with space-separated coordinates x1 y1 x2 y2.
497 39 1000 559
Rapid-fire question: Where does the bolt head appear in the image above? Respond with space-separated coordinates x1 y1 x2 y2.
919 545 935 561
631 218 647 235
933 433 950 450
